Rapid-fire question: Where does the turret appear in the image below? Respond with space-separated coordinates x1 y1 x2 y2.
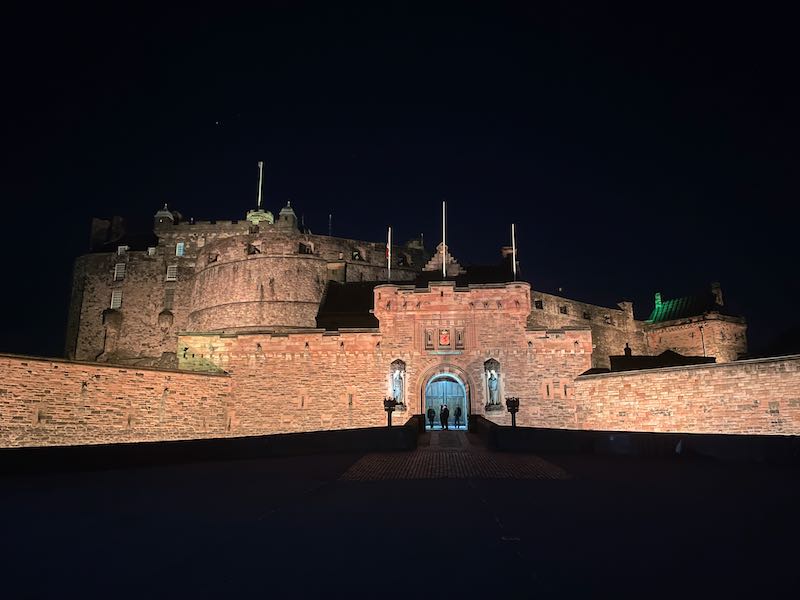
154 204 174 228
276 201 298 230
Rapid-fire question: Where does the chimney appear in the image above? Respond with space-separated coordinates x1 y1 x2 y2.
711 282 723 306
654 292 662 308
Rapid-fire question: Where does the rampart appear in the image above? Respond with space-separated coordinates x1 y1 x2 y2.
573 355 800 435
0 354 232 448
2 352 799 449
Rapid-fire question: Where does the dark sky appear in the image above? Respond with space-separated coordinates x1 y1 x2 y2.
2 2 798 358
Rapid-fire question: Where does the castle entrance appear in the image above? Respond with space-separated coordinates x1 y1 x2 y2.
424 374 468 430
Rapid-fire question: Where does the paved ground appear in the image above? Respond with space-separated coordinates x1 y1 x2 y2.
342 431 568 479
1 432 798 598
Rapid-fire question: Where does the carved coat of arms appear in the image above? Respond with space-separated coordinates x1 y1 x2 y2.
439 328 450 347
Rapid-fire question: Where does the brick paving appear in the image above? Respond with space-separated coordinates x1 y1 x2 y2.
340 431 569 480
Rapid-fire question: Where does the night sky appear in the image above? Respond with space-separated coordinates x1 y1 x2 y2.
2 2 798 358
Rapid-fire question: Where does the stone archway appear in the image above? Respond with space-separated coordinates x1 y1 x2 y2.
415 364 475 419
424 373 468 429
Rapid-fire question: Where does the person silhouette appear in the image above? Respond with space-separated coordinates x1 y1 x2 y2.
427 407 436 429
454 405 462 428
440 404 450 430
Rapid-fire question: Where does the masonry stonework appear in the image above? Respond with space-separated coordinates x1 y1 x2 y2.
6 202 792 450
573 355 800 435
0 354 232 448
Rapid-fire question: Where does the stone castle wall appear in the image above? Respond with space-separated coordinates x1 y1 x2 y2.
3 350 798 449
66 219 422 366
67 211 743 370
573 355 800 435
528 291 646 368
0 354 232 448
177 282 594 434
643 316 747 363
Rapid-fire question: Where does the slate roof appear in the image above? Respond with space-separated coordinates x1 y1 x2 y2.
646 292 725 323
415 263 517 287
609 350 716 372
316 281 380 330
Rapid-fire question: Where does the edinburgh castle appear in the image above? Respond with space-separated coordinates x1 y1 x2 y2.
1 196 797 448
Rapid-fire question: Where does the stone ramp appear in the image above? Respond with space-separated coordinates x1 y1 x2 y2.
340 430 569 480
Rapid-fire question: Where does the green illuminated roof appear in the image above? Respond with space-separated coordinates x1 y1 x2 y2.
647 292 721 323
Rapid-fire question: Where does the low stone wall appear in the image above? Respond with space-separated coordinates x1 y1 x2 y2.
3 350 798 450
0 354 232 448
473 416 800 464
574 355 800 435
0 417 421 474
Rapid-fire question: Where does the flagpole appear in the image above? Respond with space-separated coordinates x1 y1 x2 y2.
442 200 446 278
256 161 264 208
511 223 517 281
387 226 392 282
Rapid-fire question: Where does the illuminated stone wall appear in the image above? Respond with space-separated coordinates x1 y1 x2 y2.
178 282 594 433
573 355 800 434
643 316 747 363
2 283 795 448
0 354 232 448
65 217 422 367
527 291 646 368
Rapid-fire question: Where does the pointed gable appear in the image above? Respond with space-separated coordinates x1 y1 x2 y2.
422 243 466 276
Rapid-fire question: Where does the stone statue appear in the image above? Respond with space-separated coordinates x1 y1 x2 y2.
487 369 499 405
392 368 404 403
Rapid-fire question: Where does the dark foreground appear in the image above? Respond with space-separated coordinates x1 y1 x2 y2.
1 431 798 598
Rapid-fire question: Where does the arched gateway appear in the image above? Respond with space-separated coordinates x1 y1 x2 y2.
419 366 472 430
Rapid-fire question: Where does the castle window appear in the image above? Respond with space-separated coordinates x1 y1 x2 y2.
147 247 157 257
165 265 178 282
164 288 175 310
352 249 364 261
604 315 612 325
175 242 185 257
113 263 126 281
117 245 129 256
534 300 544 310
583 311 591 320
110 290 123 309
559 305 568 315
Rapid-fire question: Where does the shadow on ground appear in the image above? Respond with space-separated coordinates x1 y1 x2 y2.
1 431 798 598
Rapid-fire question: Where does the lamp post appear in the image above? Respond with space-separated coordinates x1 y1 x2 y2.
384 397 399 427
506 397 520 428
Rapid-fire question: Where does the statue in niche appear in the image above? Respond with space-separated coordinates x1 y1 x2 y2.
425 329 434 350
390 359 406 405
487 370 499 404
484 358 501 408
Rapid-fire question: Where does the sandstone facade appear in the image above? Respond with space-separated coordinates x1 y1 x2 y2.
65 203 748 370
4 201 781 450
